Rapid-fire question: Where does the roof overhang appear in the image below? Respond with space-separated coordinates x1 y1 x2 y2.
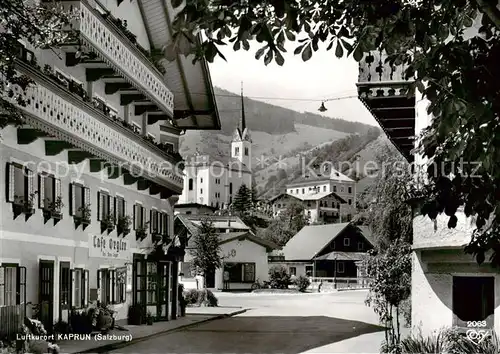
357 87 416 162
138 0 221 131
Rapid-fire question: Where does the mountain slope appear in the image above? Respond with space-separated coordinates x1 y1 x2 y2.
179 87 376 162
256 129 387 198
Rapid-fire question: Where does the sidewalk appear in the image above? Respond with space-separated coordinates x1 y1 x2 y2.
58 307 246 354
300 327 411 353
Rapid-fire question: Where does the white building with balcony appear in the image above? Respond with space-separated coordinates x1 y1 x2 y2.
0 0 220 337
286 169 357 220
357 17 499 336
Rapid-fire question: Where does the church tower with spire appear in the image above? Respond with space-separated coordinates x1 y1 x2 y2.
231 82 252 169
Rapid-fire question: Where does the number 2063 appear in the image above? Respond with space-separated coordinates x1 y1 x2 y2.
467 321 487 327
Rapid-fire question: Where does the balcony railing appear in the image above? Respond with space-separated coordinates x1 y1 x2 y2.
357 50 413 98
58 0 174 115
4 59 184 192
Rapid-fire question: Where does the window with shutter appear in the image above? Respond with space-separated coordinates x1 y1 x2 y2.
73 184 84 217
97 192 102 221
6 163 15 202
84 270 89 307
11 163 25 205
133 204 137 230
73 269 82 308
162 213 169 236
38 174 45 209
109 196 115 224
143 206 147 229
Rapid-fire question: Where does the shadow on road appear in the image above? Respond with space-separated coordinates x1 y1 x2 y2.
111 316 385 354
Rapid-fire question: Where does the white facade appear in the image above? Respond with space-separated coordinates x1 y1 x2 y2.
179 127 253 209
286 172 356 217
180 236 270 291
0 0 220 336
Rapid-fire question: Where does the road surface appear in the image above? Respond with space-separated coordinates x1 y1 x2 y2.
109 290 384 353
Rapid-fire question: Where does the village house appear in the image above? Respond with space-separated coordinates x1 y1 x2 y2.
357 18 497 335
269 191 348 224
0 0 220 337
270 223 373 287
286 168 356 214
174 215 276 290
174 202 217 216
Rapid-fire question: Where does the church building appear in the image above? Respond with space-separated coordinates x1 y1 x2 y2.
178 86 252 210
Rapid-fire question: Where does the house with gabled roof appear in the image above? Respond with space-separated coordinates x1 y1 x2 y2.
174 214 277 291
269 190 348 224
271 223 374 281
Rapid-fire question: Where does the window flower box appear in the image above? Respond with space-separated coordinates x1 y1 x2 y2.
101 213 116 233
75 203 91 230
43 196 65 224
13 192 36 218
135 222 149 241
117 215 131 237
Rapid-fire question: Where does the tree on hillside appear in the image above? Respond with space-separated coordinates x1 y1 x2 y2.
259 201 309 247
281 201 309 234
230 184 269 231
190 220 222 281
355 144 413 250
0 1 76 129
169 0 500 263
231 184 253 215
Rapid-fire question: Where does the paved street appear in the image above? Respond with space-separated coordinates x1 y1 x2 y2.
109 290 385 353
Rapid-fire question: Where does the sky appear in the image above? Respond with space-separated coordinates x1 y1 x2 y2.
207 41 378 127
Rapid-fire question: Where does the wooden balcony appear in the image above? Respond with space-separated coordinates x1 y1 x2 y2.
4 59 184 193
356 50 416 161
50 0 174 117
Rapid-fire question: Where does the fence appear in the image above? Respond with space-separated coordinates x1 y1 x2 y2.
308 277 372 291
0 305 25 339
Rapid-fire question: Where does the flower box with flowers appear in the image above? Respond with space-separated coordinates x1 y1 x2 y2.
13 192 36 217
117 215 132 236
135 222 149 241
101 213 116 233
74 204 91 229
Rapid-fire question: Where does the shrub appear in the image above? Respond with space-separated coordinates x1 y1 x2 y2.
268 265 291 289
183 288 218 307
184 289 199 305
399 327 500 354
293 275 310 292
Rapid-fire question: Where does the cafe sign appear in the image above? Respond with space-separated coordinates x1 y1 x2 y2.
88 234 131 260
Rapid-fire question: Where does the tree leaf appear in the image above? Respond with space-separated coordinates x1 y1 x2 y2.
233 41 241 51
275 50 285 66
301 44 312 61
335 40 344 58
352 45 363 62
264 49 274 65
341 39 353 53
293 44 304 55
255 46 267 60
285 30 296 41
277 31 285 45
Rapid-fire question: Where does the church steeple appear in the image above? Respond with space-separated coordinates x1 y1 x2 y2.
231 81 252 168
241 81 246 133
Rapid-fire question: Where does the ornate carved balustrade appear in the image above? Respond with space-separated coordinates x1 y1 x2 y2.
4 60 183 193
357 50 411 98
356 50 416 161
57 0 174 116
